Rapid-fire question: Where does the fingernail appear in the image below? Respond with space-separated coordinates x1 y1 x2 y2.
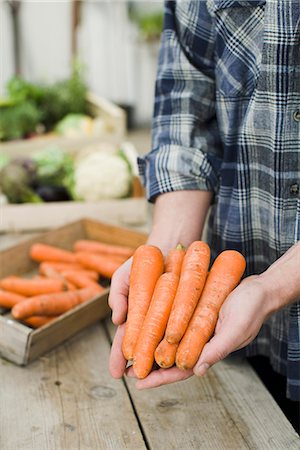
194 363 210 377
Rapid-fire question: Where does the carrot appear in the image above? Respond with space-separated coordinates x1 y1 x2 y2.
39 267 77 291
176 250 246 370
75 252 122 279
21 315 58 328
74 240 135 259
30 243 76 264
11 287 100 319
61 269 98 281
165 241 210 344
122 245 164 361
165 244 186 276
39 262 98 280
155 338 178 369
133 272 179 379
62 271 104 292
0 290 26 309
0 277 66 296
39 261 85 274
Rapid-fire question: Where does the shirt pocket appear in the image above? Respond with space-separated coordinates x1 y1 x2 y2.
211 0 266 98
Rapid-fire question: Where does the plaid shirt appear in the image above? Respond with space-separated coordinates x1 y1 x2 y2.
138 0 300 400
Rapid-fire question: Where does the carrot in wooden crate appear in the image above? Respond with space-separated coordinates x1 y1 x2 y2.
39 261 85 275
0 290 26 309
122 245 164 361
30 243 76 264
165 241 210 344
176 250 246 370
74 240 135 259
155 338 179 369
21 315 58 329
11 286 101 320
0 277 66 297
62 271 104 292
133 272 179 379
75 252 123 279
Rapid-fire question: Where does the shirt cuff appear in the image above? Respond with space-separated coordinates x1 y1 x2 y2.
138 144 222 203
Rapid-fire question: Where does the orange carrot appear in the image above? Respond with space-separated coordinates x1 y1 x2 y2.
0 290 26 309
39 261 85 274
155 338 178 369
165 241 210 344
61 270 98 281
39 262 98 280
133 272 179 379
11 287 100 319
165 244 186 276
38 267 77 291
62 271 104 292
75 252 122 279
122 245 164 361
21 315 58 328
176 250 246 370
74 240 135 259
0 277 66 297
30 243 76 264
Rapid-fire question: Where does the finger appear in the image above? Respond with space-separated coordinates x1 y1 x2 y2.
193 326 243 377
135 366 193 390
108 259 131 325
109 323 127 379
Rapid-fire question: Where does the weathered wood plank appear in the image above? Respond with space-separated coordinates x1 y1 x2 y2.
106 320 299 450
0 323 146 450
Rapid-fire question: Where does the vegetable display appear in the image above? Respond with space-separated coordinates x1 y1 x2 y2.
0 239 132 328
0 143 136 204
0 68 88 141
122 242 246 379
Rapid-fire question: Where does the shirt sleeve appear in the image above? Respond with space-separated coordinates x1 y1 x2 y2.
138 0 223 202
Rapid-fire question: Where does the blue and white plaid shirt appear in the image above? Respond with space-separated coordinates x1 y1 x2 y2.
138 0 300 400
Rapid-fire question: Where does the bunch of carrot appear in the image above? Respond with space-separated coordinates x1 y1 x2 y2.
122 242 246 379
0 239 135 329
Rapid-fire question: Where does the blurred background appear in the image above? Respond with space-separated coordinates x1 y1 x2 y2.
1 0 163 130
0 1 164 230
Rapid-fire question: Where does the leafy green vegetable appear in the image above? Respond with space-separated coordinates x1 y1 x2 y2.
37 66 88 130
0 64 89 141
6 76 45 103
0 102 41 141
32 146 75 197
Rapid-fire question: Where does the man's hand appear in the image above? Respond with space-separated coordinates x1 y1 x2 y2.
125 275 271 389
108 260 132 379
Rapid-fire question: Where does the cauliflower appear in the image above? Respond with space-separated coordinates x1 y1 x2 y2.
74 150 132 201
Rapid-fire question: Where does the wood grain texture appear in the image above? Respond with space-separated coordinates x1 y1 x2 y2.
0 323 147 450
107 320 299 450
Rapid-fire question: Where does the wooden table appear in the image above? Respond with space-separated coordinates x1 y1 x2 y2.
0 233 299 450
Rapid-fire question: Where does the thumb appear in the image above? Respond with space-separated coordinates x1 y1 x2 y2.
108 259 131 325
193 328 241 377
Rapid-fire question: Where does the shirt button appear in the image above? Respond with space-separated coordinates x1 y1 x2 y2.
293 110 300 122
289 183 299 195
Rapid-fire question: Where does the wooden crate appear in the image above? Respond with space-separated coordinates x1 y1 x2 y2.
0 219 147 365
0 197 148 233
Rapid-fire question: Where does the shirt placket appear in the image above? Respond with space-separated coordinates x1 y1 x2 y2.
280 2 300 253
